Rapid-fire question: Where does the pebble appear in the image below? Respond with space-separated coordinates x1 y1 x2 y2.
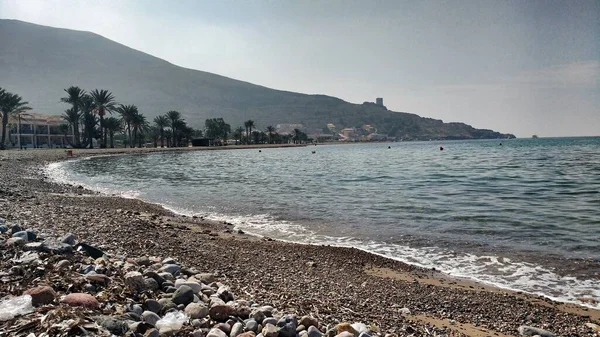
159 264 181 275
210 304 233 322
144 277 160 291
351 323 368 335
336 323 358 336
231 322 244 337
335 332 355 337
196 272 216 283
185 302 209 319
6 237 25 247
24 286 56 306
238 333 257 337
144 271 167 285
262 323 279 337
216 322 231 334
193 330 205 337
142 310 161 326
75 242 104 258
263 318 278 326
12 230 31 242
518 326 556 337
208 328 229 337
144 328 160 337
61 293 100 308
132 304 144 315
93 315 128 335
246 319 259 333
308 326 324 337
55 259 71 270
124 271 147 292
300 316 319 328
61 233 77 245
145 298 163 313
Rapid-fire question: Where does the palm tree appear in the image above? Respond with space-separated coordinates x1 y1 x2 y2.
103 117 122 148
90 89 116 148
166 111 182 147
266 125 275 144
0 89 31 150
171 119 186 147
244 120 255 144
79 95 96 148
60 86 86 146
116 104 138 148
131 111 148 148
153 115 169 148
234 126 244 145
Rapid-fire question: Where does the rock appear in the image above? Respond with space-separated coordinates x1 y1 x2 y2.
179 281 203 294
246 319 259 333
218 286 234 302
250 309 266 324
238 333 256 337
217 323 231 334
308 326 323 337
518 326 556 337
336 323 358 337
159 272 176 282
41 240 73 254
231 322 244 337
172 285 194 305
144 271 167 285
399 307 411 315
209 328 229 337
132 304 144 316
300 316 319 329
61 293 100 309
83 283 96 293
185 302 209 319
10 225 23 234
146 299 163 313
24 286 56 306
145 278 160 291
358 332 371 337
277 315 297 337
6 237 25 247
196 273 216 284
124 271 147 292
55 259 71 270
13 230 34 242
296 325 305 333
0 225 7 233
158 298 177 313
75 242 104 258
142 311 161 326
144 328 160 337
262 323 279 337
61 233 77 245
210 304 233 322
136 256 152 266
159 264 181 275
162 257 178 265
94 315 128 335
230 301 251 318
263 318 278 326
23 242 44 252
86 273 110 284
193 330 205 337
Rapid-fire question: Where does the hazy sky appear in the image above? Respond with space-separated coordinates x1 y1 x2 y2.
1 0 598 137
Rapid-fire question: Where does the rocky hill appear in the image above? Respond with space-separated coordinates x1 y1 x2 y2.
0 19 515 140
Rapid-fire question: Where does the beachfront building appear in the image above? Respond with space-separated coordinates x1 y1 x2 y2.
376 97 384 106
0 112 73 149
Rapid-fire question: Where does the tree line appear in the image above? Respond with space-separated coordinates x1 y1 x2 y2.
0 86 311 150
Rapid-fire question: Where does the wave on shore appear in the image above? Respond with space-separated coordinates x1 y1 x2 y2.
46 160 600 310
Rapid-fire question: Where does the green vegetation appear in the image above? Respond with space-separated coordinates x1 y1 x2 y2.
0 87 32 150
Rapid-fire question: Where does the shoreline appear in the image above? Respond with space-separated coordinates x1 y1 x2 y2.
1 147 599 336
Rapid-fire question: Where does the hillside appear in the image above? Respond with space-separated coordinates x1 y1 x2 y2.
0 19 515 140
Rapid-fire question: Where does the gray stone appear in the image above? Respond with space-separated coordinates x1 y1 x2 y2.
124 271 147 292
193 329 205 337
144 278 160 291
262 323 279 337
335 332 354 337
518 326 556 337
351 323 369 335
93 315 128 335
162 257 177 265
10 225 23 234
192 319 203 328
231 322 244 337
216 323 231 334
41 240 73 254
300 316 318 329
159 264 181 275
136 256 152 266
308 326 323 337
61 233 77 245
75 242 104 258
142 311 161 326
132 304 144 316
144 328 160 337
178 281 202 294
185 302 209 319
145 299 162 313
195 273 216 284
55 259 70 270
12 230 29 242
358 332 372 337
251 310 266 325
23 242 44 252
263 318 278 326
246 319 259 333
159 271 176 282
0 225 7 233
158 298 176 313
208 328 229 337
166 286 177 293
5 237 25 247
143 271 167 285
162 281 175 290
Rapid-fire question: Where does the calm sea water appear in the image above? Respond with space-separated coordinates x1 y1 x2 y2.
47 138 600 308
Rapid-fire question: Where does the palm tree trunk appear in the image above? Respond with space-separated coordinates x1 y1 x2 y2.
99 114 105 148
160 129 164 147
110 131 114 148
1 113 9 150
127 123 132 148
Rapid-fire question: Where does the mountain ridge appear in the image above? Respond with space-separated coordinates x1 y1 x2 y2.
0 19 515 140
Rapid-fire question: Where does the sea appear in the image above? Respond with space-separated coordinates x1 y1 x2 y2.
46 137 600 308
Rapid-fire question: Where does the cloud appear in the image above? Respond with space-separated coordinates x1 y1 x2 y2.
508 61 599 88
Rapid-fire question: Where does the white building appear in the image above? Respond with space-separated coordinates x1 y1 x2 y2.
0 112 74 149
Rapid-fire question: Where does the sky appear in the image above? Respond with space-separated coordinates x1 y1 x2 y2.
1 0 598 137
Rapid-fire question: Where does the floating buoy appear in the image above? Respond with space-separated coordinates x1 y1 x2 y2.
388 146 391 149
439 146 444 151
259 150 261 152
312 150 316 154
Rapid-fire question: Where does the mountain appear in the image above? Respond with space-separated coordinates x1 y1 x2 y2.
0 19 515 140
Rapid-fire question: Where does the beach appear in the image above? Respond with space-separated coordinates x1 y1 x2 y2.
1 147 599 337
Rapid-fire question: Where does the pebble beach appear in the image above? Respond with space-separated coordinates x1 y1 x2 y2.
1 147 599 337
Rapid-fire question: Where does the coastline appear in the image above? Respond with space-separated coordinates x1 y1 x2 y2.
1 147 599 336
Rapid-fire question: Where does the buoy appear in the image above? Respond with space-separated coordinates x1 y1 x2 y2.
439 146 444 151
388 146 391 149
312 150 316 154
259 150 261 152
